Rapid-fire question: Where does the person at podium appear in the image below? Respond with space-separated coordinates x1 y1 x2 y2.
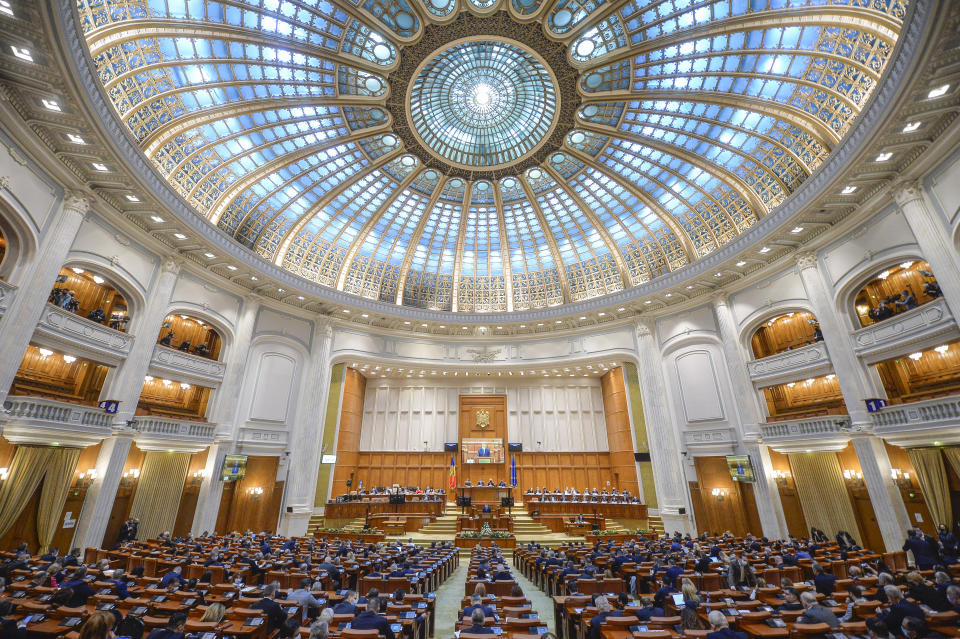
497 480 506 487
464 479 472 487
487 478 495 486
477 443 491 458
481 504 492 514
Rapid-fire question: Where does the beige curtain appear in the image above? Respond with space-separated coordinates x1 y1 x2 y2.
907 448 952 528
36 447 81 552
0 447 53 539
789 452 861 544
128 452 190 540
943 447 960 485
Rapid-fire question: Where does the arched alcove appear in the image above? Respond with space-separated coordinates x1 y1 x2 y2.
50 266 133 331
852 259 941 327
157 313 223 360
750 310 820 359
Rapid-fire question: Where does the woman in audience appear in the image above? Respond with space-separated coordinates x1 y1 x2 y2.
200 602 226 623
680 603 708 631
78 611 117 639
310 620 329 639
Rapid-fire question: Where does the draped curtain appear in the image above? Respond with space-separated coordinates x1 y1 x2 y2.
907 447 952 528
128 452 190 540
942 447 960 486
0 445 82 551
788 452 861 543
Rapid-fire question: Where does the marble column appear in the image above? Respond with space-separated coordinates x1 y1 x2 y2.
191 295 260 535
99 258 181 426
892 181 960 322
851 434 912 552
634 318 694 535
711 294 788 538
71 433 134 550
0 193 89 406
279 319 334 536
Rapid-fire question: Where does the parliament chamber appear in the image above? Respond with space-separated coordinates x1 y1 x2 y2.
0 0 959 637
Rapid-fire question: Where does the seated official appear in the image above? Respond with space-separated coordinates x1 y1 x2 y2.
463 594 496 620
333 590 359 615
491 564 512 582
351 597 395 639
251 582 286 631
588 596 622 639
146 612 188 639
465 608 495 634
481 504 492 514
798 591 840 628
881 586 925 636
706 610 747 639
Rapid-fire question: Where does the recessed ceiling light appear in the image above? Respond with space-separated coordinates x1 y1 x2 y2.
537 323 543 327
91 162 109 172
462 326 468 330
555 320 562 324
598 312 605 317
759 246 771 254
736 261 746 267
41 98 61 111
226 265 237 271
362 313 369 318
172 232 186 240
686 285 693 289
0 2 14 17
902 121 922 133
928 84 950 99
297 295 305 300
644 300 651 304
496 326 503 329
92 275 104 284
71 267 83 274
875 152 893 162
665 293 672 298
714 272 723 277
403 320 410 324
125 194 140 202
935 345 948 354
67 133 86 145
250 275 258 281
909 352 923 360
150 215 164 223
277 288 284 293
791 226 804 234
10 46 32 62
203 252 215 258
841 185 857 195
579 316 586 320
618 307 625 312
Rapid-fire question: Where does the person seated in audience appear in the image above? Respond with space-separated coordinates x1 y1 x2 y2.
351 596 395 639
290 576 325 621
706 610 747 639
945 585 960 614
498 480 507 487
146 612 187 639
387 562 405 578
491 563 512 581
463 592 496 621
873 573 897 603
63 565 95 606
798 590 840 628
110 567 131 599
680 602 708 631
309 620 330 639
881 585 926 635
840 585 868 622
907 571 948 611
895 289 918 311
201 602 226 624
481 504 492 514
812 561 837 596
160 565 187 589
333 589 360 615
78 611 117 639
465 608 495 634
251 581 286 631
587 596 622 639
901 616 946 639
866 618 892 639
0 600 25 639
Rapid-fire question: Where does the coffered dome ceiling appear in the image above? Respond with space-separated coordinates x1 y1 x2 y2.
77 0 907 313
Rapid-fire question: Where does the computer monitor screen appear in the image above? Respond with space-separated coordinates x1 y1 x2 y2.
462 438 504 464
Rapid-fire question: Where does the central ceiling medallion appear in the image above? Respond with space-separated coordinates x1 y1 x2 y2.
407 38 560 170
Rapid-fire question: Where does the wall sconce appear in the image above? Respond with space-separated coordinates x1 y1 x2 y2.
120 468 140 486
247 486 264 498
890 468 912 488
843 469 864 486
0 467 9 481
711 488 726 502
74 469 97 490
772 469 790 486
189 470 205 486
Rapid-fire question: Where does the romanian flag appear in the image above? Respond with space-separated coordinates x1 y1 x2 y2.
448 455 456 489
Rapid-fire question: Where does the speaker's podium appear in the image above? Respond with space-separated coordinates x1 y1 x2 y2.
458 484 510 505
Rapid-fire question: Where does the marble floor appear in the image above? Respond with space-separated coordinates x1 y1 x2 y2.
431 555 556 639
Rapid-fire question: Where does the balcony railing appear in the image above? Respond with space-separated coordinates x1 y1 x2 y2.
1 395 114 446
760 415 852 453
871 394 960 447
853 298 959 364
130 416 216 452
35 303 133 364
150 344 225 385
0 279 15 315
746 342 831 385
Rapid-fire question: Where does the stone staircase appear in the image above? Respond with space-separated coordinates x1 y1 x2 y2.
307 514 366 535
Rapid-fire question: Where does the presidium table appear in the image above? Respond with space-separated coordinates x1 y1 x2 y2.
458 485 511 505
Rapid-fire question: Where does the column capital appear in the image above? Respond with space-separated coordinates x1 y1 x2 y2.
794 251 818 271
890 179 924 207
160 256 183 275
63 191 92 217
712 292 730 308
634 317 654 338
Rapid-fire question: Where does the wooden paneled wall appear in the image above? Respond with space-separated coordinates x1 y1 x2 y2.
458 395 508 487
601 368 640 496
689 456 761 537
854 260 939 327
351 452 451 491
158 314 222 360
0 440 100 553
513 452 613 493
11 345 109 406
136 377 211 421
215 455 284 534
767 449 808 539
751 311 820 359
52 267 129 323
877 341 960 404
762 374 846 421
330 368 366 498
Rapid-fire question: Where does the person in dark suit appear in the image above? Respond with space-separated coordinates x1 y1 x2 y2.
587 596 622 639
333 590 359 615
881 586 926 636
146 612 187 639
462 594 496 620
62 566 96 607
160 566 187 589
464 608 495 634
477 445 491 458
251 582 287 632
491 564 512 582
0 600 26 639
481 504 492 514
906 572 947 611
706 610 747 639
903 529 937 570
812 562 837 596
350 598 395 639
798 591 839 628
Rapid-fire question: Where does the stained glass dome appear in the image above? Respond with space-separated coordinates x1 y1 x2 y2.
77 0 908 312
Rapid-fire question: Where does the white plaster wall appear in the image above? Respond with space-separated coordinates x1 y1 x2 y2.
927 147 960 226
237 338 305 429
359 377 608 452
821 208 918 290
169 273 242 334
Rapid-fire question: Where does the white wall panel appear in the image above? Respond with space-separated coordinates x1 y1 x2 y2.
821 209 916 288
674 350 725 423
359 378 608 452
928 149 960 225
245 347 299 424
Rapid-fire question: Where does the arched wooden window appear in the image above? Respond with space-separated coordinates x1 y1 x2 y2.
50 266 131 331
157 314 223 360
853 260 941 327
876 341 960 405
750 311 820 359
761 374 846 421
